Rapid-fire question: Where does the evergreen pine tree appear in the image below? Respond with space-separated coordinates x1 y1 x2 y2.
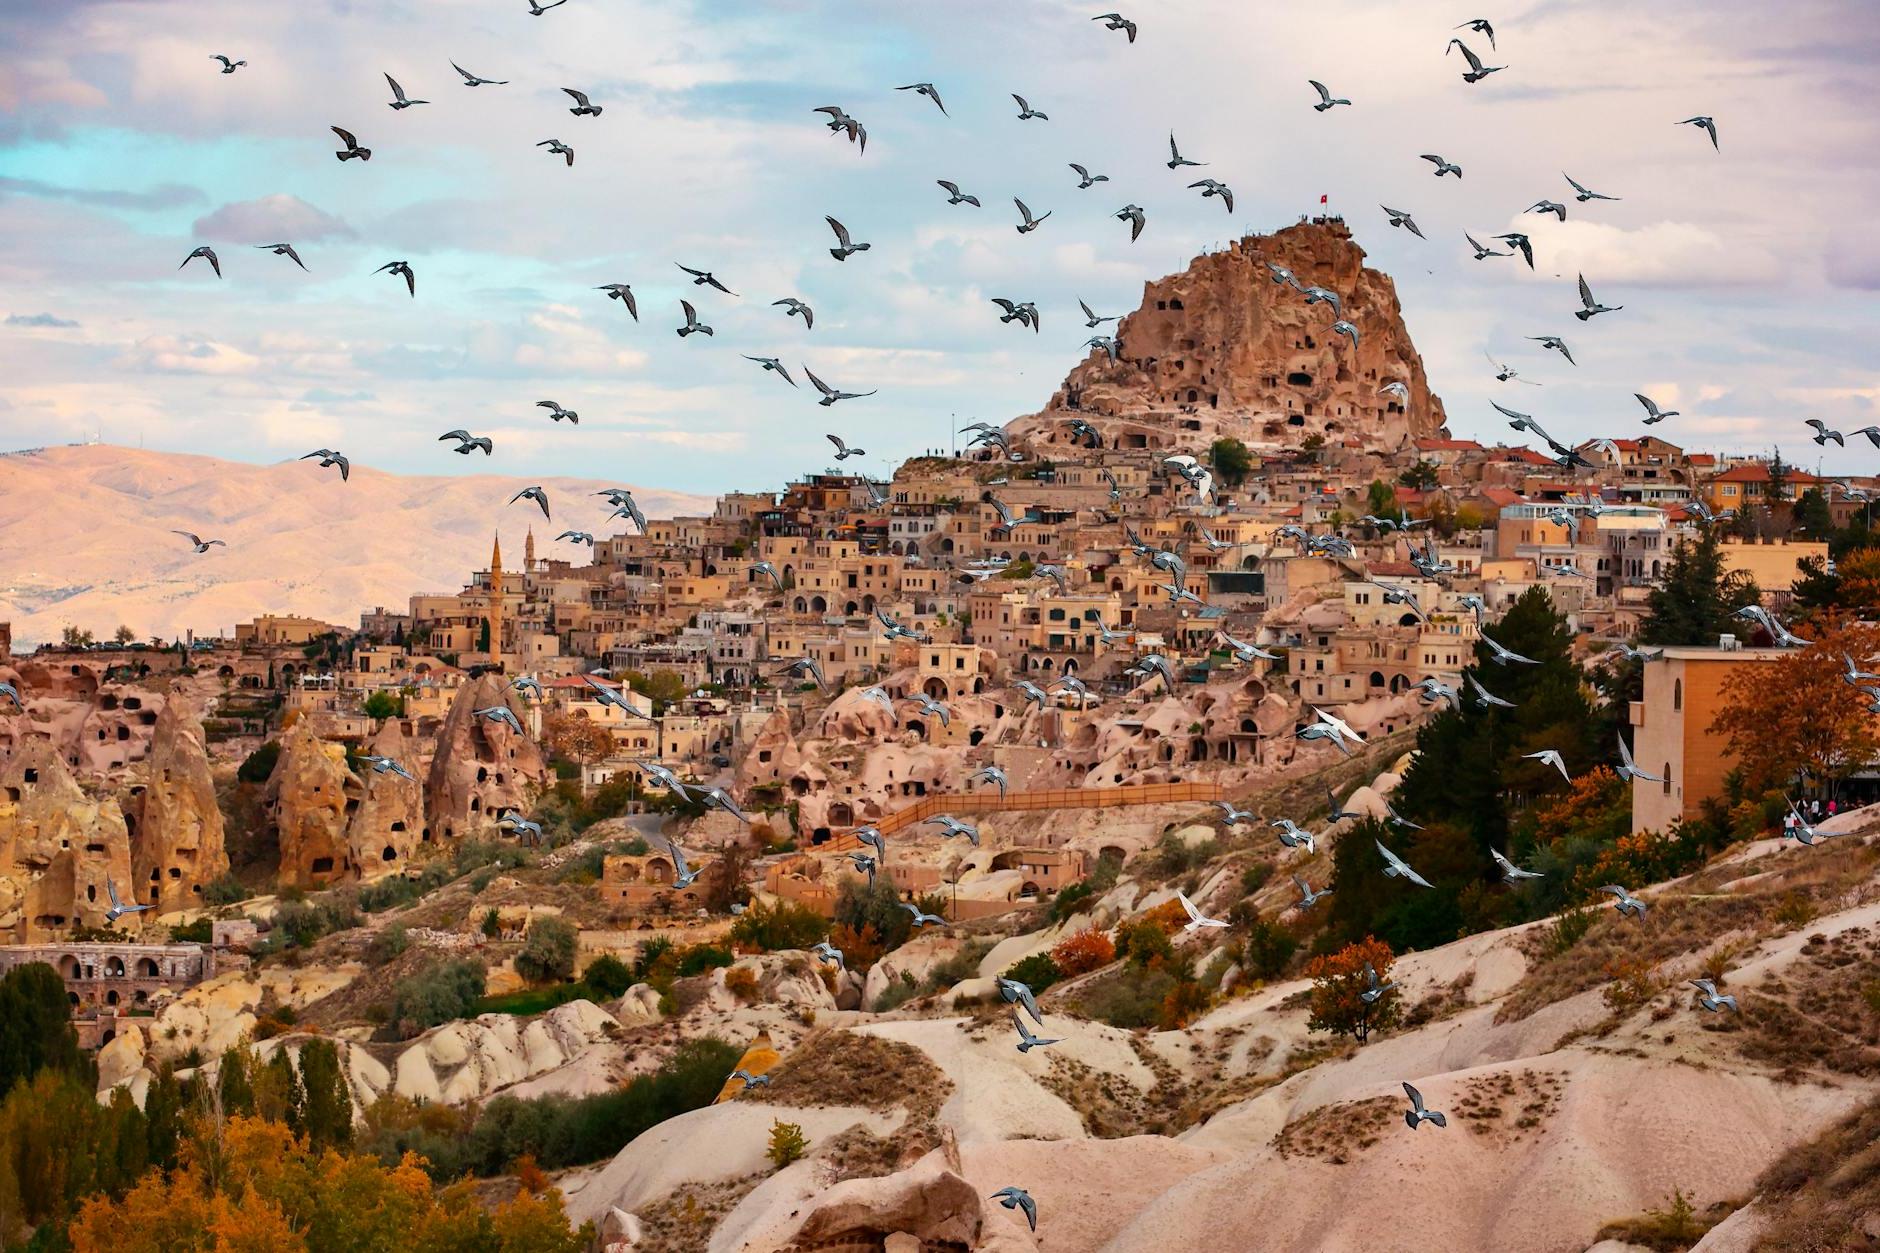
1638 523 1760 647
296 1039 354 1152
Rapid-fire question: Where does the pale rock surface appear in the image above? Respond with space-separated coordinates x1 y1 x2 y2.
126 700 230 913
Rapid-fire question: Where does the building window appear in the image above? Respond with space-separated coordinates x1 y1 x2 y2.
1673 678 1682 711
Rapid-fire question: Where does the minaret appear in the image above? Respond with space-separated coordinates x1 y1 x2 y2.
524 526 536 571
487 531 504 661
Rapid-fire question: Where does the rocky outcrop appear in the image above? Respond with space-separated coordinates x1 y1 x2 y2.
0 739 134 940
347 718 424 880
1005 219 1448 459
390 1000 619 1105
266 718 360 889
424 674 548 843
127 700 229 913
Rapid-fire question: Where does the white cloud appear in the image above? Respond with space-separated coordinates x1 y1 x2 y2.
191 194 354 244
121 333 258 375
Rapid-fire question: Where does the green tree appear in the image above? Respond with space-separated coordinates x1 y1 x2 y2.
1210 437 1254 486
0 963 82 1099
391 959 487 1036
361 690 403 721
1792 486 1833 538
580 954 635 998
1638 524 1760 647
295 1039 354 1153
1305 937 1402 1045
113 624 135 645
1365 479 1398 519
516 917 578 985
217 1046 256 1118
622 668 687 711
728 901 827 952
1397 460 1440 491
1767 447 1791 503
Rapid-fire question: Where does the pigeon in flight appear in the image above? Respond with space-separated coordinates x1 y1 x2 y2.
936 179 980 207
1679 116 1719 150
909 693 951 726
1331 320 1360 347
1523 749 1572 783
1496 233 1535 268
677 264 737 295
1491 849 1544 881
555 531 594 546
804 367 876 406
451 62 507 86
537 138 575 166
561 87 602 116
901 902 947 928
1403 1083 1447 1130
729 1069 771 1093
811 940 845 972
509 486 551 519
1376 839 1434 888
1326 788 1360 824
1564 173 1620 202
1446 39 1505 81
991 298 1040 332
331 126 371 161
1188 179 1234 212
699 787 751 825
1013 1015 1061 1053
171 531 225 553
1094 12 1138 42
1455 17 1496 47
826 433 864 460
536 400 578 424
1166 132 1205 168
1271 818 1316 855
1481 631 1539 665
1361 961 1396 1005
1213 801 1256 827
1466 233 1507 260
384 74 428 109
1115 204 1146 242
1381 206 1425 239
677 300 713 338
300 449 350 481
1689 979 1738 1013
360 753 417 781
1015 198 1052 234
1530 335 1575 365
896 82 947 114
1466 672 1515 709
1615 733 1663 783
1575 275 1622 321
1309 80 1351 111
774 297 813 329
1527 199 1568 222
1421 154 1462 178
924 815 980 847
1070 163 1109 189
0 683 23 711
103 878 151 924
1294 875 1332 910
813 105 867 152
473 705 525 735
1084 336 1119 364
375 260 415 296
825 216 870 261
998 975 1044 1024
255 242 307 270
211 55 247 74
594 283 638 320
180 246 221 278
1177 891 1228 933
969 764 1009 799
991 1187 1038 1232
1634 393 1678 423
1012 93 1048 120
497 813 544 845
526 0 569 12
1600 884 1649 919
743 355 796 386
847 851 878 886
1805 418 1845 447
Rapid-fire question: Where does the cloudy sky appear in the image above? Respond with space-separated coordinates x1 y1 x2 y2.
1 0 1875 495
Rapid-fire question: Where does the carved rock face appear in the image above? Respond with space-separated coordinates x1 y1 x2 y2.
0 739 134 940
1006 221 1448 459
128 700 229 913
266 718 358 889
422 674 548 844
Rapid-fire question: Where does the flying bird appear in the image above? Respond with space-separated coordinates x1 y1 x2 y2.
1166 132 1205 169
1805 418 1845 447
936 179 980 207
1616 734 1663 783
1381 205 1425 238
451 62 507 86
992 298 1040 332
677 300 713 338
1309 80 1351 111
1600 883 1649 919
1466 672 1515 709
699 787 750 825
1523 749 1572 783
535 400 578 424
1013 1015 1062 1053
509 486 550 519
1565 173 1620 202
1496 233 1535 268
773 297 813 329
1491 848 1544 881
1575 274 1622 321
990 1187 1038 1232
360 754 417 782
375 260 415 296
900 902 947 928
331 126 371 161
1466 233 1507 260
1294 875 1332 910
1403 1082 1447 1130
1679 115 1719 150
1188 178 1234 212
299 448 350 481
554 531 593 545
255 242 307 270
969 764 1009 799
896 82 947 114
729 1069 771 1092
1481 631 1539 666
384 73 428 109
1012 94 1048 121
103 878 151 924
180 246 221 278
1094 11 1138 42
1069 163 1109 189
826 433 865 461
811 941 845 972
741 355 796 386
909 693 951 726
561 87 602 116
472 705 525 735
1213 801 1256 827
1527 199 1567 222
1530 335 1576 365
537 138 575 166
825 215 871 260
813 106 867 152
1689 978 1738 1013
676 264 737 295
1376 839 1434 888
1421 154 1462 178
1331 320 1360 347
1015 198 1052 234
526 0 569 12
1114 203 1145 241
211 55 247 74
998 976 1044 1025
1177 891 1228 933
924 815 980 847
170 531 225 553
595 284 638 320
804 367 876 406
1635 393 1678 423
0 682 23 710
1446 39 1505 81
1361 961 1396 1005
1455 17 1496 47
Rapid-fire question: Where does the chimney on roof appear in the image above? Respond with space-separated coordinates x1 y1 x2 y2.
1719 634 1738 651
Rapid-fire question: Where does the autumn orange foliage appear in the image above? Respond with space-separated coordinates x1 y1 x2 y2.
1709 618 1880 797
1304 936 1401 1045
1050 928 1116 976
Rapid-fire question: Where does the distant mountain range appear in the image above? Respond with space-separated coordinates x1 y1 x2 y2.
0 445 711 647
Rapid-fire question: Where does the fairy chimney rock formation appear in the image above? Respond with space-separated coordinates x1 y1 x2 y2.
128 700 230 913
0 739 134 941
424 674 548 843
348 718 424 879
266 718 359 889
1005 219 1449 457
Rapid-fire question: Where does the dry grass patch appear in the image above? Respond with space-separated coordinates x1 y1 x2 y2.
1732 925 1880 1080
1269 1096 1397 1164
1594 1186 1732 1252
633 1174 765 1253
759 1029 953 1121
1748 1092 1880 1250
1450 1069 1565 1141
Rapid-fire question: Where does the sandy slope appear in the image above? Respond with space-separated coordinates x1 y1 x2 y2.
0 444 710 645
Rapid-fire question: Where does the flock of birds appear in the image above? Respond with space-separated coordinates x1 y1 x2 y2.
71 5 1850 1240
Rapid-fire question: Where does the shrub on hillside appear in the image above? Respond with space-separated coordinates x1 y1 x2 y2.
729 901 828 953
516 917 578 984
391 958 487 1037
1240 917 1299 981
1001 952 1061 995
1305 937 1400 1045
1050 928 1116 977
581 954 634 998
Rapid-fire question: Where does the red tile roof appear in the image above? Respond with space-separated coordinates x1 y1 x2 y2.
1414 438 1484 452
